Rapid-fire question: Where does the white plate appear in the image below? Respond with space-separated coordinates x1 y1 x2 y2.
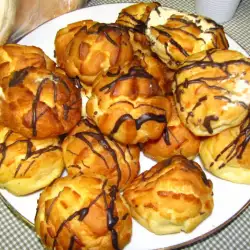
1 3 250 250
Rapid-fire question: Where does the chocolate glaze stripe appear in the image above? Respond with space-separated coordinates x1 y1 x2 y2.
76 119 122 187
164 42 178 65
169 128 179 144
203 115 219 134
118 12 146 33
22 160 35 176
52 180 107 249
14 145 61 177
176 59 250 75
159 24 205 43
45 191 63 222
154 156 210 186
210 117 250 168
66 149 78 156
168 17 202 30
110 113 166 136
31 78 49 137
100 66 154 94
112 140 132 184
68 236 75 250
126 145 133 160
174 57 250 118
162 126 171 145
82 118 100 130
29 145 61 159
109 102 166 112
103 31 119 47
0 130 13 168
75 133 110 169
103 185 120 250
0 137 33 174
186 96 207 124
82 131 122 187
214 95 249 110
9 67 31 87
52 73 71 93
151 26 189 57
63 98 82 120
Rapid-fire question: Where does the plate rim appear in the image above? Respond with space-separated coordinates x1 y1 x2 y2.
1 2 250 250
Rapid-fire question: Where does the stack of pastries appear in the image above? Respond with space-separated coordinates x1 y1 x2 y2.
0 2 249 250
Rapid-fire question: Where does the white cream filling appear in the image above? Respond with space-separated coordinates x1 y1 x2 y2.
222 79 250 110
146 7 219 61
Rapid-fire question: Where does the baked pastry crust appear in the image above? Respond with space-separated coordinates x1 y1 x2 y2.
0 44 55 84
173 49 250 136
35 175 132 250
143 98 200 161
116 2 160 55
146 7 229 69
86 59 172 144
56 22 133 85
55 20 97 68
200 115 250 184
0 125 64 195
123 155 213 234
0 67 82 138
62 118 140 190
135 51 175 95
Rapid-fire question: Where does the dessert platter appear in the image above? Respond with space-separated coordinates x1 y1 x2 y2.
0 2 249 250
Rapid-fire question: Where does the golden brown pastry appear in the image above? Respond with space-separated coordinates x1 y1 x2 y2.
62 118 140 190
123 155 213 234
0 125 64 195
116 2 160 55
55 20 97 68
87 59 172 144
0 67 82 138
173 49 250 136
146 7 229 69
136 51 175 95
0 44 55 83
35 175 132 250
55 22 133 85
142 97 200 161
200 115 250 184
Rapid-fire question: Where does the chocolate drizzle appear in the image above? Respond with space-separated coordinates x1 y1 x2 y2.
14 145 61 177
86 23 125 47
0 129 61 177
104 185 120 250
32 78 50 137
152 155 210 186
162 126 171 145
117 11 146 33
9 67 31 87
174 49 250 134
110 113 166 136
50 179 122 250
10 67 77 137
73 118 133 188
28 70 77 137
0 130 13 168
203 115 219 134
210 116 250 168
186 96 207 124
152 26 189 57
99 66 154 94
